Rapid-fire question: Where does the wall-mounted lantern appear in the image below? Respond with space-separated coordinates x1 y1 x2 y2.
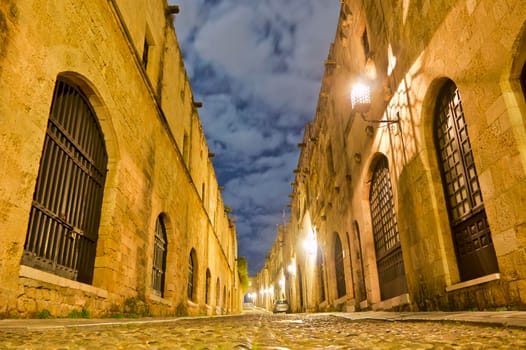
350 80 399 126
350 82 371 114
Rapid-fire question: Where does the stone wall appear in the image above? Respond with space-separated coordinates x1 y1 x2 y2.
276 0 526 312
0 0 239 318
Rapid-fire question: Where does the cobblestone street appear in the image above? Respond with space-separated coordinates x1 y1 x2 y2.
1 313 526 349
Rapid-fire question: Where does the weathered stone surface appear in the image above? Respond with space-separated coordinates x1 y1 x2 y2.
0 0 239 318
256 0 526 314
1 314 526 349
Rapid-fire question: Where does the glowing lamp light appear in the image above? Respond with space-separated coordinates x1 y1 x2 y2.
287 263 296 276
350 82 371 114
303 237 317 257
279 277 285 287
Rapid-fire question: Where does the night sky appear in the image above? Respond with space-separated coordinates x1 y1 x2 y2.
171 0 340 275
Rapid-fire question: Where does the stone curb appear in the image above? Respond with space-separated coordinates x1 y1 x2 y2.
1 311 526 331
330 311 526 329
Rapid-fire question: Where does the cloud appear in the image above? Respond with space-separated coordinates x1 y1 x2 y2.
173 0 340 274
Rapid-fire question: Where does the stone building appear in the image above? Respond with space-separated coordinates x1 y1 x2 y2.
261 0 526 312
253 225 287 310
0 0 239 317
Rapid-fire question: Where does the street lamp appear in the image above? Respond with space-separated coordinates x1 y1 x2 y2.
350 82 371 114
287 263 296 276
303 227 317 257
350 80 399 125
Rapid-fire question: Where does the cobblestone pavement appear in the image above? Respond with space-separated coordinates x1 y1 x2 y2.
1 313 526 349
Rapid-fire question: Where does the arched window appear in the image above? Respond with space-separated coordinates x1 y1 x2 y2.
205 269 211 305
187 249 197 301
370 156 408 300
152 215 167 296
22 77 107 284
434 81 499 281
334 234 346 299
317 245 326 302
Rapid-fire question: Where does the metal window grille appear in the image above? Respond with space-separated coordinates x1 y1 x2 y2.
334 234 346 299
152 216 167 296
369 156 408 300
22 78 107 284
434 82 498 281
187 252 195 301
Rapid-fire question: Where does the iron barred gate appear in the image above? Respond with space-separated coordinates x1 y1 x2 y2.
22 78 107 284
370 156 408 300
434 82 498 281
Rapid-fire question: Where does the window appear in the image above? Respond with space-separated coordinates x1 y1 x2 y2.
317 245 326 302
152 215 167 297
205 269 211 305
362 29 370 59
142 38 150 69
434 81 499 281
370 156 407 300
334 234 346 298
187 249 197 301
22 77 107 284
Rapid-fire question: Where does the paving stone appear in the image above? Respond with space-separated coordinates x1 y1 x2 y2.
0 314 525 349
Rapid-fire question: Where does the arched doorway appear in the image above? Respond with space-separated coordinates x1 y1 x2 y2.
434 81 499 281
352 222 367 303
22 77 108 284
334 233 347 299
317 245 326 302
187 249 198 302
297 264 304 311
369 156 408 300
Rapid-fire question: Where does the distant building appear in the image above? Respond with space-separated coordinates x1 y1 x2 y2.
0 0 239 317
260 0 526 312
254 225 287 310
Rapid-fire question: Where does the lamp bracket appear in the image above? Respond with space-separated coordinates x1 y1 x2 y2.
360 111 400 125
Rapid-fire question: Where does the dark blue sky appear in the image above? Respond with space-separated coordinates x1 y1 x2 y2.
172 0 340 275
